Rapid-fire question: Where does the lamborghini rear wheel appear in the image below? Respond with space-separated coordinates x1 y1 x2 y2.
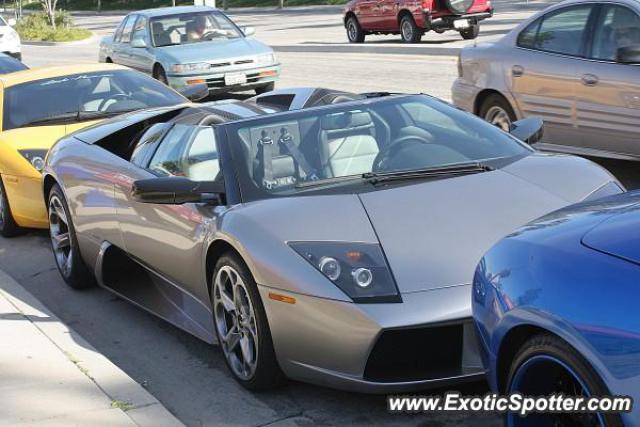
0 176 24 237
212 253 284 390
48 184 95 289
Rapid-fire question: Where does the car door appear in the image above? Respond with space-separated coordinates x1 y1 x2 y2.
508 4 596 148
355 0 378 28
575 3 640 158
112 15 137 68
128 15 155 75
115 123 222 304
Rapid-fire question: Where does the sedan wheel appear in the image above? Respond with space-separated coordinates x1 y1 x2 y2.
212 253 284 390
47 184 95 289
400 15 422 43
214 265 259 381
484 106 512 131
346 16 365 43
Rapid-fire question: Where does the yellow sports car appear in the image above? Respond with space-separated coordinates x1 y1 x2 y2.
0 63 194 236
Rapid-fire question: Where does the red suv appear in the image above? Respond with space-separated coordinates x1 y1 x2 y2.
344 0 493 43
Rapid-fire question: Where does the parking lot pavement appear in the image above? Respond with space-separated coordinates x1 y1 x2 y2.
0 231 502 427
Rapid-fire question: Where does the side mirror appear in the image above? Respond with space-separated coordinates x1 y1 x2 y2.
242 26 255 36
7 18 16 27
509 117 544 145
617 45 640 64
131 177 224 205
178 83 209 102
130 37 147 48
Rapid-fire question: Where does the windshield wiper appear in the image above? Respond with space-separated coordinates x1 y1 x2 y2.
20 109 137 127
362 162 494 185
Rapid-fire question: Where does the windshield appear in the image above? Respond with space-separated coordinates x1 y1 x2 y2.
0 56 27 74
150 11 242 47
226 95 531 199
2 70 186 130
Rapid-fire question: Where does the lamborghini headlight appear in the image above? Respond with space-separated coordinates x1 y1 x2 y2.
170 62 211 74
254 53 276 67
289 241 401 303
583 181 625 202
19 149 47 172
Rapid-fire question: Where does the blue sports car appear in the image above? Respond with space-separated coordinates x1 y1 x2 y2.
473 190 640 427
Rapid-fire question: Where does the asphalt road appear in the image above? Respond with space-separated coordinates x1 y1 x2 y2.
3 1 639 426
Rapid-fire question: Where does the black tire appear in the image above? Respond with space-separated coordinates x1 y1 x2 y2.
478 93 517 132
346 15 365 43
153 64 168 85
506 334 623 427
460 23 480 40
105 57 113 63
0 175 24 237
255 82 275 95
211 252 285 390
400 14 422 43
47 184 95 289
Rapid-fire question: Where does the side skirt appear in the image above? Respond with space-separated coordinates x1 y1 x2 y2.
95 242 216 344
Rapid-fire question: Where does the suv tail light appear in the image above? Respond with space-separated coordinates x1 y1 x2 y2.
421 0 432 11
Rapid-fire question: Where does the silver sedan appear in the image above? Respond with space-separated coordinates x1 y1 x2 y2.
452 0 640 161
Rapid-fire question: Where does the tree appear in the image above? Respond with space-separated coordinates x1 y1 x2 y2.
40 0 59 29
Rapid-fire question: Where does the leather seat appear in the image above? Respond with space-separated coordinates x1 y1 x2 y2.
319 111 380 177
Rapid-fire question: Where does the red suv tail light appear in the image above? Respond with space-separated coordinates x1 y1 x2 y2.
421 0 432 11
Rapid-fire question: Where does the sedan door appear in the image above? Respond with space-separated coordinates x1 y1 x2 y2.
509 4 596 149
111 15 137 68
127 16 155 75
574 3 640 158
115 124 223 305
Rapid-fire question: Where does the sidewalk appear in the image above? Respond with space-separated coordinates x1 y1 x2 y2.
0 268 185 427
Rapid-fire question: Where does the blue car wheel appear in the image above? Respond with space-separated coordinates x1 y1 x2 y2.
506 334 622 427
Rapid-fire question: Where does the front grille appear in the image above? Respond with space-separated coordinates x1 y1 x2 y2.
234 59 254 65
364 323 463 383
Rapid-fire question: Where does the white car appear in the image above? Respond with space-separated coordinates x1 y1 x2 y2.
0 16 21 61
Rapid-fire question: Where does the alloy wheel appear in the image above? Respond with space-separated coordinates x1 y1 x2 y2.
49 194 73 278
347 20 358 41
214 265 259 380
508 355 604 427
401 20 413 41
484 106 513 131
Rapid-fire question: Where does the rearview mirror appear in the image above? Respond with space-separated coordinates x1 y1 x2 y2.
242 26 255 36
178 83 209 102
617 45 640 64
7 18 16 27
509 117 544 145
130 37 147 48
131 177 224 205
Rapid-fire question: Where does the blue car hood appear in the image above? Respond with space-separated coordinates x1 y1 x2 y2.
582 202 640 265
158 37 272 63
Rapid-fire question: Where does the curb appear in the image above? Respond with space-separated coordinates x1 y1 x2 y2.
0 268 185 427
22 31 99 46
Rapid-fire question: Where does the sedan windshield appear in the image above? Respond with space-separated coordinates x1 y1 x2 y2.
2 70 186 130
227 95 531 199
150 11 242 47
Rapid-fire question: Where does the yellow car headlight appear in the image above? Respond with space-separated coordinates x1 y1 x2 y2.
19 149 47 172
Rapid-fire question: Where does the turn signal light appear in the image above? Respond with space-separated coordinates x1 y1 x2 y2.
186 79 206 85
268 293 296 304
259 70 278 78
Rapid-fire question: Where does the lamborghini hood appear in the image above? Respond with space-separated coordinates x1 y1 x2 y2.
359 154 618 294
0 121 100 150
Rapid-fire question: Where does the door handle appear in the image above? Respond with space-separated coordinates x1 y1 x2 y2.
512 65 524 77
581 74 599 86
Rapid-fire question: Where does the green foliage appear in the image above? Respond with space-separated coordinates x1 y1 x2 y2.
15 11 91 41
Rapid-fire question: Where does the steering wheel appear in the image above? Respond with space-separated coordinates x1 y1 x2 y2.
372 136 431 173
98 93 131 111
201 30 226 40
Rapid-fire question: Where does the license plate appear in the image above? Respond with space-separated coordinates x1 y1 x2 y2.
224 73 247 86
454 20 471 29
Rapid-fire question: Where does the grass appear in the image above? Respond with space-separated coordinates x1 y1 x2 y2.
111 400 134 411
23 0 345 10
16 12 91 41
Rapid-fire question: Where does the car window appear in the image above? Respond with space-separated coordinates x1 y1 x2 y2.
0 55 28 74
150 11 242 47
591 5 640 61
148 125 219 181
517 17 542 49
131 123 172 168
131 16 148 43
2 70 186 130
120 15 137 44
114 15 131 43
525 5 593 56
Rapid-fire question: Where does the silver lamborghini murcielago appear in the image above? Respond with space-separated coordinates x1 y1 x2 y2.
43 88 623 392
